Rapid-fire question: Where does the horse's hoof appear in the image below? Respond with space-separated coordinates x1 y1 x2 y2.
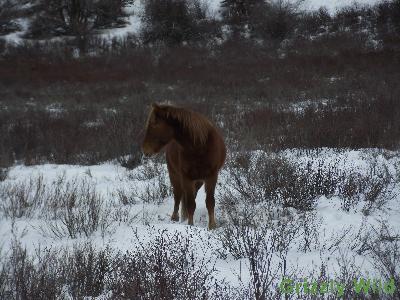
171 213 179 222
208 221 217 230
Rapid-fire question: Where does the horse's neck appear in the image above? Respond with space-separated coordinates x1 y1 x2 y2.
174 132 196 150
173 126 207 153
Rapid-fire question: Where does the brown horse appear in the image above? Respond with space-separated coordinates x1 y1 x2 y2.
141 103 226 229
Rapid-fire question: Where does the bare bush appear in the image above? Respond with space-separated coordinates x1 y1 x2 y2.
0 176 114 238
111 228 223 300
297 250 363 299
221 152 396 219
222 153 320 213
297 210 321 252
39 180 113 239
111 205 139 225
236 94 400 151
334 250 364 298
117 151 142 170
367 221 400 299
0 231 231 299
0 108 145 165
0 168 8 181
115 186 138 205
126 158 172 205
132 178 171 205
0 241 114 299
0 175 46 219
338 163 394 213
58 243 113 298
0 240 61 299
217 217 297 300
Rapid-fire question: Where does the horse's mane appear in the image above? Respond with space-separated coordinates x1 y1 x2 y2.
154 104 212 145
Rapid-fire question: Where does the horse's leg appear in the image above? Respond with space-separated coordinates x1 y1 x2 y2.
171 184 182 222
169 171 182 222
182 179 196 225
205 174 218 230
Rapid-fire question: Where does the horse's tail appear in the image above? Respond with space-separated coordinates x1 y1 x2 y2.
180 196 188 221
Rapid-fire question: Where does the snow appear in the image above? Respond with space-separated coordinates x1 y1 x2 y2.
2 17 30 45
1 148 399 293
282 98 335 114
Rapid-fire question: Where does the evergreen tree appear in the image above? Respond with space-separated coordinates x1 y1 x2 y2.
141 0 210 46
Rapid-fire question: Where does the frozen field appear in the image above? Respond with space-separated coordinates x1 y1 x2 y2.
1 148 399 298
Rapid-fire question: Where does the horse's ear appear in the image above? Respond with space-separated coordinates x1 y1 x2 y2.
152 103 168 117
151 103 165 119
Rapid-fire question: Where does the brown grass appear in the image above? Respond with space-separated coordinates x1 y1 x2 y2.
1 2 399 164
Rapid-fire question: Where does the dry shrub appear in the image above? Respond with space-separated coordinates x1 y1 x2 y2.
221 151 395 218
41 181 113 239
234 95 400 151
125 158 173 205
0 176 46 219
0 231 228 299
0 176 114 238
0 241 60 299
0 108 145 165
216 214 298 299
0 241 112 299
111 229 224 299
367 222 400 299
0 168 7 182
0 3 399 166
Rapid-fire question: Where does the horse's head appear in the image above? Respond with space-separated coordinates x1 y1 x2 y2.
142 103 175 156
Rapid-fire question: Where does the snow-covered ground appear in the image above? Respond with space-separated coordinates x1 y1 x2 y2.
1 148 399 297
